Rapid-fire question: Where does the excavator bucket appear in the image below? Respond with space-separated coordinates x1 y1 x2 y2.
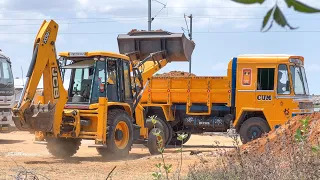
117 30 195 62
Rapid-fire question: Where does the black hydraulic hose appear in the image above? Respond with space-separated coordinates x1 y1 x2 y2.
26 44 39 77
17 44 39 108
133 80 149 111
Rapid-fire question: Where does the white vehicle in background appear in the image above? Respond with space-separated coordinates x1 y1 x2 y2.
0 49 15 133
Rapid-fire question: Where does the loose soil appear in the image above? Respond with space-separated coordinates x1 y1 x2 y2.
241 112 320 155
0 132 235 180
155 71 196 77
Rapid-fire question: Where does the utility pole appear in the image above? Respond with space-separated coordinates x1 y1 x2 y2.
148 0 152 31
188 14 193 74
21 66 24 86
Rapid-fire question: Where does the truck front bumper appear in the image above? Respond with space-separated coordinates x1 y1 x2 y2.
0 111 13 125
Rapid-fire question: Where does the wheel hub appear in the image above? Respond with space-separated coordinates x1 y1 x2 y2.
248 126 261 139
115 129 124 141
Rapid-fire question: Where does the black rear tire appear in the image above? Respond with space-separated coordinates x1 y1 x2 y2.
46 137 81 159
147 128 165 155
146 116 171 145
97 109 133 158
239 117 270 144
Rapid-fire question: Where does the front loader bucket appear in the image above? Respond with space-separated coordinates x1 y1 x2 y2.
117 30 195 62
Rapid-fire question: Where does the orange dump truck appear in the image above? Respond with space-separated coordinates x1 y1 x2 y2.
140 55 314 144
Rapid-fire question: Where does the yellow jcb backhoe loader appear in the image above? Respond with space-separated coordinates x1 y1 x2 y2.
12 20 195 158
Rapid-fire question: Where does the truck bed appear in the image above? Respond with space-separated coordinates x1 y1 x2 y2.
141 76 231 106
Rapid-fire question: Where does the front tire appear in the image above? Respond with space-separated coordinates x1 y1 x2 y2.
46 137 81 159
239 117 270 144
97 109 133 158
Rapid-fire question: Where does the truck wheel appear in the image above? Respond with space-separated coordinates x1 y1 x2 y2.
146 116 171 145
159 119 173 146
147 128 165 155
239 117 270 144
46 137 81 159
169 132 191 146
97 109 133 158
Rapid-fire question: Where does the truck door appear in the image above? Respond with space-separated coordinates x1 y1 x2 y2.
274 64 292 126
255 66 275 120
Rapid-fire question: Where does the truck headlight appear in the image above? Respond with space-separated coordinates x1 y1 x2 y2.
299 102 314 109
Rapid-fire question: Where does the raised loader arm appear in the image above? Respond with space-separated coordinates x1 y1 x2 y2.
12 20 68 134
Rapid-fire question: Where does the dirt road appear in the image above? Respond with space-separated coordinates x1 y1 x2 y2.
0 132 236 180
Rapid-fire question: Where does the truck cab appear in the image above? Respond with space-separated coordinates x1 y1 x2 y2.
231 54 313 143
0 50 15 132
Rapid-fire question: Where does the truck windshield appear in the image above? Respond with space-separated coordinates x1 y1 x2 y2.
0 58 13 85
290 65 309 95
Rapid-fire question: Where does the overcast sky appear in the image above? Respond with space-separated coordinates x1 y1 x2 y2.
1 0 320 94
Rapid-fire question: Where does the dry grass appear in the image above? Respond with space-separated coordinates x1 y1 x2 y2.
185 115 320 180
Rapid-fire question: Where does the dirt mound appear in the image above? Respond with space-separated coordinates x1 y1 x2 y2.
240 113 320 155
155 71 196 77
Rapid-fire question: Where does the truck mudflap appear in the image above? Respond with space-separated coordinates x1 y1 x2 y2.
12 104 56 132
117 30 195 62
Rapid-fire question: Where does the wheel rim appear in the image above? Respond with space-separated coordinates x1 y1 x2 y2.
247 126 263 140
114 121 129 149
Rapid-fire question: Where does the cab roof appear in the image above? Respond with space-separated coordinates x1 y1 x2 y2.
236 54 304 64
59 51 130 61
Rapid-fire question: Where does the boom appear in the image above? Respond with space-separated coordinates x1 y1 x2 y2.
12 20 67 134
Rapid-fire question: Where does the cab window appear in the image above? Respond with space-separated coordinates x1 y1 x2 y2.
123 61 132 100
91 61 106 103
107 60 119 102
257 68 274 90
277 64 290 95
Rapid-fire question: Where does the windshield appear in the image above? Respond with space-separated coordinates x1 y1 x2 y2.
0 58 13 85
290 65 309 95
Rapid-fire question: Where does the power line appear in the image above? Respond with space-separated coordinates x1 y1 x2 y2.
1 16 319 27
1 30 320 35
165 6 287 9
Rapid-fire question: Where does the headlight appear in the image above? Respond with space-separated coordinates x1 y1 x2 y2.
299 102 314 109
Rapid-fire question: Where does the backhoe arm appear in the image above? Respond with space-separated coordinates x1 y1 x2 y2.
12 20 67 134
140 59 168 82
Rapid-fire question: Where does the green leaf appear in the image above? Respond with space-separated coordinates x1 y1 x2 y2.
158 147 164 153
155 163 162 168
273 5 298 30
285 0 320 13
177 134 188 141
261 6 275 31
176 148 182 153
231 0 265 4
312 145 320 152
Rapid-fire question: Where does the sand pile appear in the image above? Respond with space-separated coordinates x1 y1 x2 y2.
241 113 320 155
155 71 196 77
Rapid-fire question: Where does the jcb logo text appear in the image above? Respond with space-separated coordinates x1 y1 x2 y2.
52 67 59 99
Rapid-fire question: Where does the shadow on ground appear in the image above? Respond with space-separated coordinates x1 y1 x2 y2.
0 139 25 144
24 153 149 165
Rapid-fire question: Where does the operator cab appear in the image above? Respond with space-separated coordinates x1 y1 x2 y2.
59 52 133 106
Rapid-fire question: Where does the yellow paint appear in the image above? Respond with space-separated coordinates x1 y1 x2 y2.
135 103 148 138
13 20 148 152
59 51 130 61
140 54 313 131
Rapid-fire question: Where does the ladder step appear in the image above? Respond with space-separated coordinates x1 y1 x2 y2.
88 144 107 148
33 141 47 145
